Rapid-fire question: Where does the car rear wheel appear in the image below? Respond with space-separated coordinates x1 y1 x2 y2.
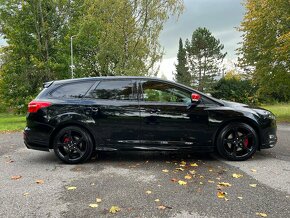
53 126 94 164
217 122 258 161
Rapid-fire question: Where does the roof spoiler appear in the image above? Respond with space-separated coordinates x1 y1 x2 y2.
43 81 54 88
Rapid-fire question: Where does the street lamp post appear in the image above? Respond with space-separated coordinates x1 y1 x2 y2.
70 35 76 79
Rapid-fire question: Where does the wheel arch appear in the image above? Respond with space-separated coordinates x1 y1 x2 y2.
213 117 261 151
49 122 97 149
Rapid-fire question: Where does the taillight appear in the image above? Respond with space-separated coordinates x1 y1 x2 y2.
28 101 51 113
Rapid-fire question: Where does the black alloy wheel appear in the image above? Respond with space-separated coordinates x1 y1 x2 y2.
217 123 258 161
53 126 94 164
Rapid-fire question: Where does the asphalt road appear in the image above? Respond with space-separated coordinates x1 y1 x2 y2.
0 125 289 218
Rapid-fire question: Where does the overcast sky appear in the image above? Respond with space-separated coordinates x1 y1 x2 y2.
159 0 244 79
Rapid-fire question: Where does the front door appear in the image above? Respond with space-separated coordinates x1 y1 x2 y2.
138 80 209 149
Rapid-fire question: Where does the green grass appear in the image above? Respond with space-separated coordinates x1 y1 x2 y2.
0 113 26 132
262 103 290 123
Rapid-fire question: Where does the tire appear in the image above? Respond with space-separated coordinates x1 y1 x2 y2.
216 122 258 161
53 126 94 164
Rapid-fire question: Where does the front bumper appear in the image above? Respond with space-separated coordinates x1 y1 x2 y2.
260 120 277 149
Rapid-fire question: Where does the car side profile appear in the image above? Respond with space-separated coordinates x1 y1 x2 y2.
24 77 277 164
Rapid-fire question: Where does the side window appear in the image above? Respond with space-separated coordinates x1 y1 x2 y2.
141 80 191 104
89 80 136 100
50 81 94 98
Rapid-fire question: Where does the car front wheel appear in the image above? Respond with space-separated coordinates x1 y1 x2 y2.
217 122 258 161
53 126 94 164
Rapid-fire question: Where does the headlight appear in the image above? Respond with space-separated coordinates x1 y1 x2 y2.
253 109 276 120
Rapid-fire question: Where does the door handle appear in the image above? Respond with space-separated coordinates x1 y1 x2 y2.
148 109 161 114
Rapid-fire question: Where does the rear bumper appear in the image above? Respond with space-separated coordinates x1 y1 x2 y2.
24 127 50 151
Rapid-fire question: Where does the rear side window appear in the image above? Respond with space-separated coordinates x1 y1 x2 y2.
89 80 136 100
50 81 95 98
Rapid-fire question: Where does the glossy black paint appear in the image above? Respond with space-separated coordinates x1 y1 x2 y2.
24 76 277 153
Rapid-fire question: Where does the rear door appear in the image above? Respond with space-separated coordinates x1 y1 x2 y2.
84 79 140 149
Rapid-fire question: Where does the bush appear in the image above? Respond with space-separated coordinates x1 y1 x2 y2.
211 77 259 105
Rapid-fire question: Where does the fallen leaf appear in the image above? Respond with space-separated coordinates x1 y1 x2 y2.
11 175 22 180
218 182 232 187
162 169 169 173
225 198 229 201
208 169 213 172
256 212 267 217
178 180 187 185
157 205 172 210
251 169 257 172
180 161 186 165
184 174 192 180
171 178 178 183
249 184 257 188
23 192 29 196
190 163 198 167
6 160 14 163
199 182 203 185
154 199 160 202
89 204 98 208
146 190 152 194
67 186 77 190
189 170 196 174
217 191 227 199
176 167 184 171
199 175 204 178
237 196 243 200
96 198 102 203
36 179 44 184
208 180 215 183
232 173 243 178
109 206 121 214
157 205 166 210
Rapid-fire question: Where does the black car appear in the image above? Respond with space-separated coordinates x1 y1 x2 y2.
24 76 277 164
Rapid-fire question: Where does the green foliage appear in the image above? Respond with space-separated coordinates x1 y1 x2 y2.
0 0 184 113
212 77 258 105
185 27 226 92
238 0 290 102
175 38 191 86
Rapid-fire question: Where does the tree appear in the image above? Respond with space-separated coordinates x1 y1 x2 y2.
72 0 184 77
0 0 184 112
238 0 290 102
185 28 227 91
175 38 191 86
185 27 226 92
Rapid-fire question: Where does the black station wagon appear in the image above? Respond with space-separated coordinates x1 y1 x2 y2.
24 77 277 164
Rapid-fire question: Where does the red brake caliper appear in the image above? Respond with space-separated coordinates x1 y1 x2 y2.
243 137 249 148
64 137 70 143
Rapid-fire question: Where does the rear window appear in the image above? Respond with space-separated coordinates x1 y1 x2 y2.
50 81 95 98
89 80 136 100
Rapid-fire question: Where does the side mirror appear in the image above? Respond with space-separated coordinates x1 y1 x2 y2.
191 93 201 103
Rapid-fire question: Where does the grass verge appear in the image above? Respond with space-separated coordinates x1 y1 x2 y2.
261 103 290 123
0 113 26 132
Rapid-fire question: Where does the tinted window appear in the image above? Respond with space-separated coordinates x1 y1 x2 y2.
50 81 94 98
141 80 191 104
90 80 136 100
